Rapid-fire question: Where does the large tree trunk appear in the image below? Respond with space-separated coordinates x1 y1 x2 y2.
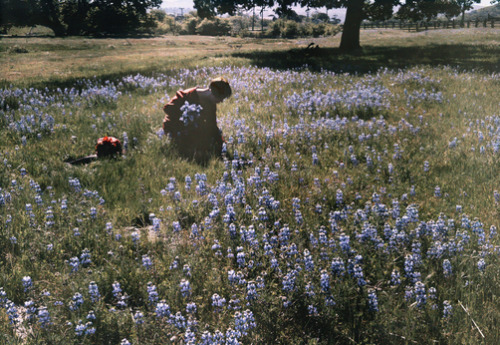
339 0 364 52
48 21 67 36
37 0 67 36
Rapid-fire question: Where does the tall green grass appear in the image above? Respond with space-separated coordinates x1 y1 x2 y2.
1 29 500 344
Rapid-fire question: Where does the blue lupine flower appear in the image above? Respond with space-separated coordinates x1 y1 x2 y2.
180 279 191 297
443 259 452 277
424 161 430 172
320 270 330 293
303 249 314 271
229 297 242 311
236 249 246 268
186 302 197 314
75 320 95 336
331 257 345 277
404 254 415 278
147 282 158 303
367 289 379 312
80 248 91 265
225 327 241 344
294 210 303 224
22 276 33 292
443 300 452 318
179 101 203 126
155 301 171 318
112 281 122 298
75 320 86 336
339 233 350 253
212 293 226 311
228 270 240 285
414 281 426 308
89 281 100 303
478 258 486 272
234 309 256 336
307 304 318 316
86 310 96 320
390 269 401 285
37 306 51 328
131 231 140 245
282 270 297 292
133 311 144 324
353 265 366 287
312 153 319 165
5 300 18 325
336 189 343 205
69 293 84 311
142 254 153 270
489 225 497 240
117 295 128 308
434 186 441 198
24 299 36 321
170 257 180 270
172 221 181 232
246 281 258 302
428 287 437 309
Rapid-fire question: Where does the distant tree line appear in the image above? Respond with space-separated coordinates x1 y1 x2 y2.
1 0 498 48
192 0 500 52
151 8 341 38
0 0 161 36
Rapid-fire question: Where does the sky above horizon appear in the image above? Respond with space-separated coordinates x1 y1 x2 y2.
162 0 496 10
162 0 496 22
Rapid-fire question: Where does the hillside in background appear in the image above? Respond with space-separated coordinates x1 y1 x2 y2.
466 3 500 19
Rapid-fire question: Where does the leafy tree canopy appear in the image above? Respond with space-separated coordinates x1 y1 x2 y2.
0 0 162 36
193 0 481 51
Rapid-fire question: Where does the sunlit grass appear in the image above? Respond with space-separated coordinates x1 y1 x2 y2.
0 29 499 344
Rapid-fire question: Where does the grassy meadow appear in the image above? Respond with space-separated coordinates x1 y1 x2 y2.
1 28 500 344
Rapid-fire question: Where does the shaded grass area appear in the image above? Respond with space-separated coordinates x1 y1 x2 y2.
2 29 499 93
232 43 500 73
0 35 250 89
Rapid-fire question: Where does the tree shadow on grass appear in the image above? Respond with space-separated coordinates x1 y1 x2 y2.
2 42 499 91
231 43 500 74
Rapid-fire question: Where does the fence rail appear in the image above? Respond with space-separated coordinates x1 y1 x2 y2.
362 18 500 31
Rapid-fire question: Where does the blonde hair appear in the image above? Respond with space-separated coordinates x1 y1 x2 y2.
209 77 232 100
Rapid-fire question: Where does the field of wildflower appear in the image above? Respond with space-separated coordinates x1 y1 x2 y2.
1 29 500 344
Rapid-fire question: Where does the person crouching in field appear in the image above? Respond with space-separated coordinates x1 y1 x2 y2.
163 77 232 163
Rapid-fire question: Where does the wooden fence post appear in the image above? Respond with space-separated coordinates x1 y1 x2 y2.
467 21 470 28
483 19 487 27
452 19 456 28
491 19 495 28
